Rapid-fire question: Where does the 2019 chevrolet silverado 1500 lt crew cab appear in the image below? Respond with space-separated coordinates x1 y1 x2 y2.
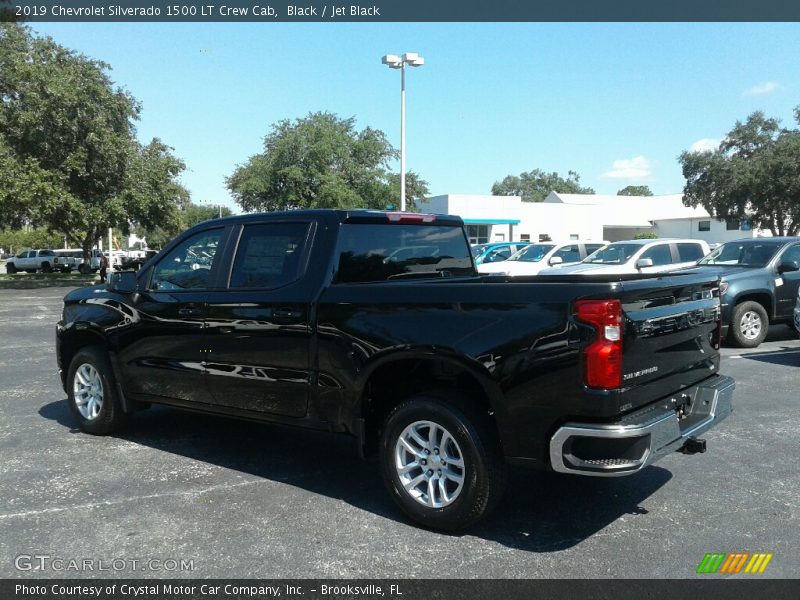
56 210 735 530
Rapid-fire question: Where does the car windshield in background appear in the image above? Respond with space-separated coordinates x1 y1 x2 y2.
508 244 555 262
584 243 641 264
335 224 474 283
697 241 781 268
470 243 490 257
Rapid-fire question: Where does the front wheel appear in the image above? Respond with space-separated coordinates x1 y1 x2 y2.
379 394 506 531
67 346 128 435
728 301 769 348
5 263 17 274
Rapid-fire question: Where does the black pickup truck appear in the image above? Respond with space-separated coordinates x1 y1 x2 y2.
56 210 735 530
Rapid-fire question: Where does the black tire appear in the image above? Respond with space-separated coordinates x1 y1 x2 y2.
41 261 52 273
379 394 507 531
66 346 128 435
78 263 90 275
728 301 769 348
5 263 16 274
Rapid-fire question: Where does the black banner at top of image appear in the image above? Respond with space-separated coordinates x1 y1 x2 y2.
2 0 800 22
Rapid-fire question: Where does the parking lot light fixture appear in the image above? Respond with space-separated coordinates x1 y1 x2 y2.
382 52 425 211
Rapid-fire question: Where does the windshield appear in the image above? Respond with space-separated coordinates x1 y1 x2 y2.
697 241 781 268
508 244 555 262
584 243 641 265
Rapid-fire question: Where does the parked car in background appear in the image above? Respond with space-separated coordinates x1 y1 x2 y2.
59 248 106 274
120 249 158 271
478 241 608 276
471 241 530 266
53 250 82 273
539 239 710 276
794 285 800 337
5 249 57 273
687 237 800 348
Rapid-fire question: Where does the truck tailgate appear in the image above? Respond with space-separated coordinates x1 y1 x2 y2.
614 273 721 412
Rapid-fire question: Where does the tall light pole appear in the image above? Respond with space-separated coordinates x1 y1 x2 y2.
382 52 425 212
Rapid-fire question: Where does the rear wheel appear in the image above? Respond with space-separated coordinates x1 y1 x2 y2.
728 301 769 348
379 394 506 531
41 261 52 273
78 263 90 274
67 346 128 435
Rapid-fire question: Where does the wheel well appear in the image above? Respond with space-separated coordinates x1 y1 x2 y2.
60 330 106 373
360 358 497 456
734 293 773 318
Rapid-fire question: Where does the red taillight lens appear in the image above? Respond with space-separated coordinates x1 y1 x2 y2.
575 299 623 389
386 212 436 223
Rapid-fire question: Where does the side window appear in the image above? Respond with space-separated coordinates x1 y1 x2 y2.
677 243 705 262
40 250 55 257
698 221 711 232
554 244 581 263
150 229 222 291
781 244 800 264
584 244 604 255
485 248 511 263
28 251 36 258
230 222 310 289
641 244 673 266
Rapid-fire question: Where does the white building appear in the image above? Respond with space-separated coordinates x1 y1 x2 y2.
421 192 766 245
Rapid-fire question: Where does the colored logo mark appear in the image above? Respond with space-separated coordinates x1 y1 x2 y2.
696 552 773 574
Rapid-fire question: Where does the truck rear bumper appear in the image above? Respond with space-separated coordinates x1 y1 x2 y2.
549 375 735 477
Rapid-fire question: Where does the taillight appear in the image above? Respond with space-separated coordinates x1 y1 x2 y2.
386 212 436 223
574 299 623 389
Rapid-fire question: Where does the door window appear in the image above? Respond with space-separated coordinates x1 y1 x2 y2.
640 244 673 266
781 244 800 264
553 244 581 263
677 243 706 262
230 223 310 289
150 229 223 290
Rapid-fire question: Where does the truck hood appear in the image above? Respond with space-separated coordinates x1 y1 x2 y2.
679 265 760 281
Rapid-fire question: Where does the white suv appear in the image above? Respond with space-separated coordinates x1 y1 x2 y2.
478 241 608 276
539 239 711 276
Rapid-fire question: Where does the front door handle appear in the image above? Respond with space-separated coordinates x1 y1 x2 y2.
178 306 203 318
273 308 302 320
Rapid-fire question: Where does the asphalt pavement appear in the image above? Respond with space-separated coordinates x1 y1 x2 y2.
1 286 798 578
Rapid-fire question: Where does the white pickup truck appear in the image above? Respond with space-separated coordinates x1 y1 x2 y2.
5 249 58 273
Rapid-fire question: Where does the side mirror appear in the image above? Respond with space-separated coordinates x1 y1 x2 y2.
636 258 654 269
549 256 563 266
778 259 800 273
108 271 137 293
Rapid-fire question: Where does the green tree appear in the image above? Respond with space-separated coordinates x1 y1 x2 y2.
183 202 233 228
227 112 428 213
633 231 659 239
680 109 800 236
491 169 594 203
0 24 189 258
617 185 653 196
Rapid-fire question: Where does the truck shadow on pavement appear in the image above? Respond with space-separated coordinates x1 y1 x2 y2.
40 399 671 552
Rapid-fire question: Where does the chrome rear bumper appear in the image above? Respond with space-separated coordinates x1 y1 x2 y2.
549 375 735 477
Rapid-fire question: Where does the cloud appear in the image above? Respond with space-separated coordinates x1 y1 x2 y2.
743 81 781 97
690 138 720 153
602 155 651 179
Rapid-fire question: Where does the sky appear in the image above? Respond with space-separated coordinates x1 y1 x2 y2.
30 22 800 212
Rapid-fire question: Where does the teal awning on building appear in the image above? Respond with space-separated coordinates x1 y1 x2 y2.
462 218 520 225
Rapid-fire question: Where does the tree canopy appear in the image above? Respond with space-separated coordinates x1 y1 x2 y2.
0 23 189 256
226 112 428 213
617 185 653 196
680 109 800 236
491 169 594 203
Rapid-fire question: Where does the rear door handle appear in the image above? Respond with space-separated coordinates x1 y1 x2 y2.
178 307 203 318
